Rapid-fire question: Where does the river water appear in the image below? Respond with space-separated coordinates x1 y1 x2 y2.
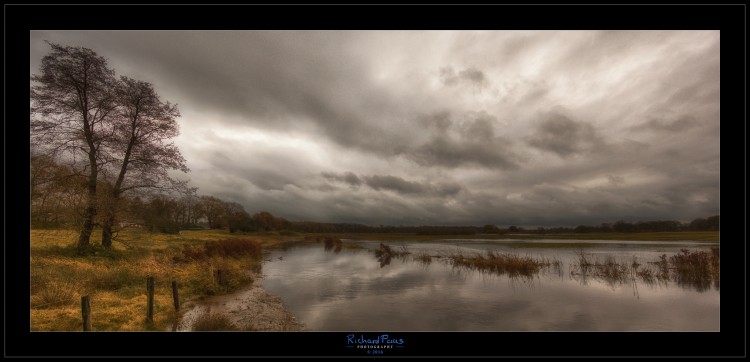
262 239 719 331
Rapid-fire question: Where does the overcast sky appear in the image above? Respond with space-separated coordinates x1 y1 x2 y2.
29 30 720 226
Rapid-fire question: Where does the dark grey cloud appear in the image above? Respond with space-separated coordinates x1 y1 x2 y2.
202 150 300 192
363 175 462 197
322 172 362 187
30 30 720 226
630 115 701 133
364 175 425 194
439 66 488 88
526 112 605 157
458 111 497 141
409 111 520 169
411 136 519 169
323 172 462 197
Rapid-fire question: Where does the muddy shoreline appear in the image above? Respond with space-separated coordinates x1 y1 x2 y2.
174 272 305 332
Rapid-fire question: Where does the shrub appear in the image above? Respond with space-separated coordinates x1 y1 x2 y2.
30 282 77 309
178 238 262 261
204 238 262 259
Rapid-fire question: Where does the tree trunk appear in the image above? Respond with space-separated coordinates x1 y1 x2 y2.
101 190 120 249
77 202 96 255
103 131 135 249
101 190 117 249
101 214 114 248
77 151 98 255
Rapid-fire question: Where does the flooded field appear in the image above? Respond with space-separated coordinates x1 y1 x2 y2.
262 239 720 331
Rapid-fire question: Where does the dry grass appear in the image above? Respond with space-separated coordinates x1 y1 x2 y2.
448 250 551 278
414 252 433 264
374 243 410 257
668 248 720 291
373 243 410 267
570 248 720 291
30 281 78 309
30 228 269 331
322 237 343 253
571 251 643 287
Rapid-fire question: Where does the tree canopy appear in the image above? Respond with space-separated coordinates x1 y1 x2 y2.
31 42 187 252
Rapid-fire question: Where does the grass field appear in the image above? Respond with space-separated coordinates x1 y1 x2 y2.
29 228 292 331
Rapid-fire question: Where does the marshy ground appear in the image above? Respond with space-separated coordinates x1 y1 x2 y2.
367 241 719 291
30 229 719 331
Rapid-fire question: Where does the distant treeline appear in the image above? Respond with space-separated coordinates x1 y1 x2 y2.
31 154 719 235
286 216 720 234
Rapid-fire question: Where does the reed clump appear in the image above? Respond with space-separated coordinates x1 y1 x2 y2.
668 248 720 290
571 248 720 291
448 250 549 277
572 251 648 285
374 243 410 257
414 252 433 264
373 243 410 267
323 237 343 252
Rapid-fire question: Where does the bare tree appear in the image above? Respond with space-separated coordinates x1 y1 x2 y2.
175 184 200 227
99 77 188 248
30 151 88 228
196 196 227 229
31 42 118 254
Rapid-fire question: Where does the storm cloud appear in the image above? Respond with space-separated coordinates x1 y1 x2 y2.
440 66 489 88
29 30 720 226
323 172 462 197
526 111 605 157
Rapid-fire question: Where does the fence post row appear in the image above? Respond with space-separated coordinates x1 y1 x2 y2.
81 277 181 329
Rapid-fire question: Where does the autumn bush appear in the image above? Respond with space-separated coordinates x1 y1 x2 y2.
179 238 262 261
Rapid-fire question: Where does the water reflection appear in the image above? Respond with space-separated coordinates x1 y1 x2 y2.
566 248 720 293
262 240 720 331
373 243 410 268
365 242 719 292
323 240 342 253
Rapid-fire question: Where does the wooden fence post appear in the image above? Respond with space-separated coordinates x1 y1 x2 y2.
172 280 180 311
81 295 91 331
146 276 154 323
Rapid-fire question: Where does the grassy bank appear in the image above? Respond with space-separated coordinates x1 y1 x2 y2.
30 228 290 331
